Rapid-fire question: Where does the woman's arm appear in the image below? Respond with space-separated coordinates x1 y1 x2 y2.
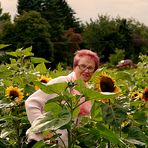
25 89 58 124
25 75 68 124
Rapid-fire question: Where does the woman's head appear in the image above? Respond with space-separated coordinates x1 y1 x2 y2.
73 49 100 70
73 49 100 82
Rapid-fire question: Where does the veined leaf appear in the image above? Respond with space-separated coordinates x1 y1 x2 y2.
34 81 67 95
27 108 71 136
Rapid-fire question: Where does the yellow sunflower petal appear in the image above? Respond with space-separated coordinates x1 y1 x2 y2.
95 72 120 93
5 86 24 104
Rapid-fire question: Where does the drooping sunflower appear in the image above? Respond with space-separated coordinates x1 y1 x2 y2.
5 86 24 104
142 87 148 101
95 72 121 93
35 75 52 90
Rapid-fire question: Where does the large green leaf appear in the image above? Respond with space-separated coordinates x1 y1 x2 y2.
75 79 117 101
34 81 67 95
27 108 71 136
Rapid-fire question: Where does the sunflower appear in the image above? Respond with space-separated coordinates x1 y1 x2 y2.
35 75 52 90
95 72 121 93
5 86 24 104
129 91 143 100
142 87 148 101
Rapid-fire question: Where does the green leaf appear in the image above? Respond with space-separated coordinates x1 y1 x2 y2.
91 101 103 121
6 51 17 57
34 81 67 95
75 79 117 101
31 57 50 64
27 108 71 135
21 46 34 57
0 44 10 49
32 141 48 148
34 63 47 73
96 123 125 145
133 111 147 125
44 102 61 112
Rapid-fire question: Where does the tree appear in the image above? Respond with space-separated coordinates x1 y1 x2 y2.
82 15 148 63
17 0 82 40
17 0 83 67
2 11 54 63
82 15 118 62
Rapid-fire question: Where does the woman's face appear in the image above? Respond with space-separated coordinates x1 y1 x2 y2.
74 56 96 82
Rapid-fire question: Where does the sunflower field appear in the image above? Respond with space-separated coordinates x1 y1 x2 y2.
0 45 147 148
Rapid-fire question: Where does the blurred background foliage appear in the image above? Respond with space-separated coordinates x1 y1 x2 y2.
0 0 148 69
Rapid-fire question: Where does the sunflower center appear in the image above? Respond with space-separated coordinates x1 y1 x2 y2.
100 77 115 92
41 79 48 83
9 90 19 100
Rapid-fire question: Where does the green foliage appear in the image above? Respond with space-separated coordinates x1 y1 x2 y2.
109 48 125 65
16 0 83 68
0 46 53 147
17 0 81 31
1 11 54 63
83 15 148 62
27 108 71 135
0 45 147 147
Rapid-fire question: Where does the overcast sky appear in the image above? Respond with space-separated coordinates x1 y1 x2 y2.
1 0 148 26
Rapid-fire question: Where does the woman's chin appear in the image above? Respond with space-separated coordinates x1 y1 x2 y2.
81 76 90 82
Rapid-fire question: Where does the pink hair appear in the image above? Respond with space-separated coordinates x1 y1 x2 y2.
73 49 100 71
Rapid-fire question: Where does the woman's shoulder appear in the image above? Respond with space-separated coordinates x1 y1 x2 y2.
47 72 75 85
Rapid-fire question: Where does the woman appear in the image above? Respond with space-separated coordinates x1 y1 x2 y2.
25 49 100 147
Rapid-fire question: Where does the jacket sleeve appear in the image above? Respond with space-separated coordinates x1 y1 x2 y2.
25 76 68 124
25 89 58 124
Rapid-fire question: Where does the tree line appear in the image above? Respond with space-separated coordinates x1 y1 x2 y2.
0 0 148 68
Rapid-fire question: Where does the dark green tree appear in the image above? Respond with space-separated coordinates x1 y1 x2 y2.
82 15 118 62
2 11 54 63
17 0 82 68
82 15 148 63
17 0 81 40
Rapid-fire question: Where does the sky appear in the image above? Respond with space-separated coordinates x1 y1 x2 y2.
1 0 148 26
